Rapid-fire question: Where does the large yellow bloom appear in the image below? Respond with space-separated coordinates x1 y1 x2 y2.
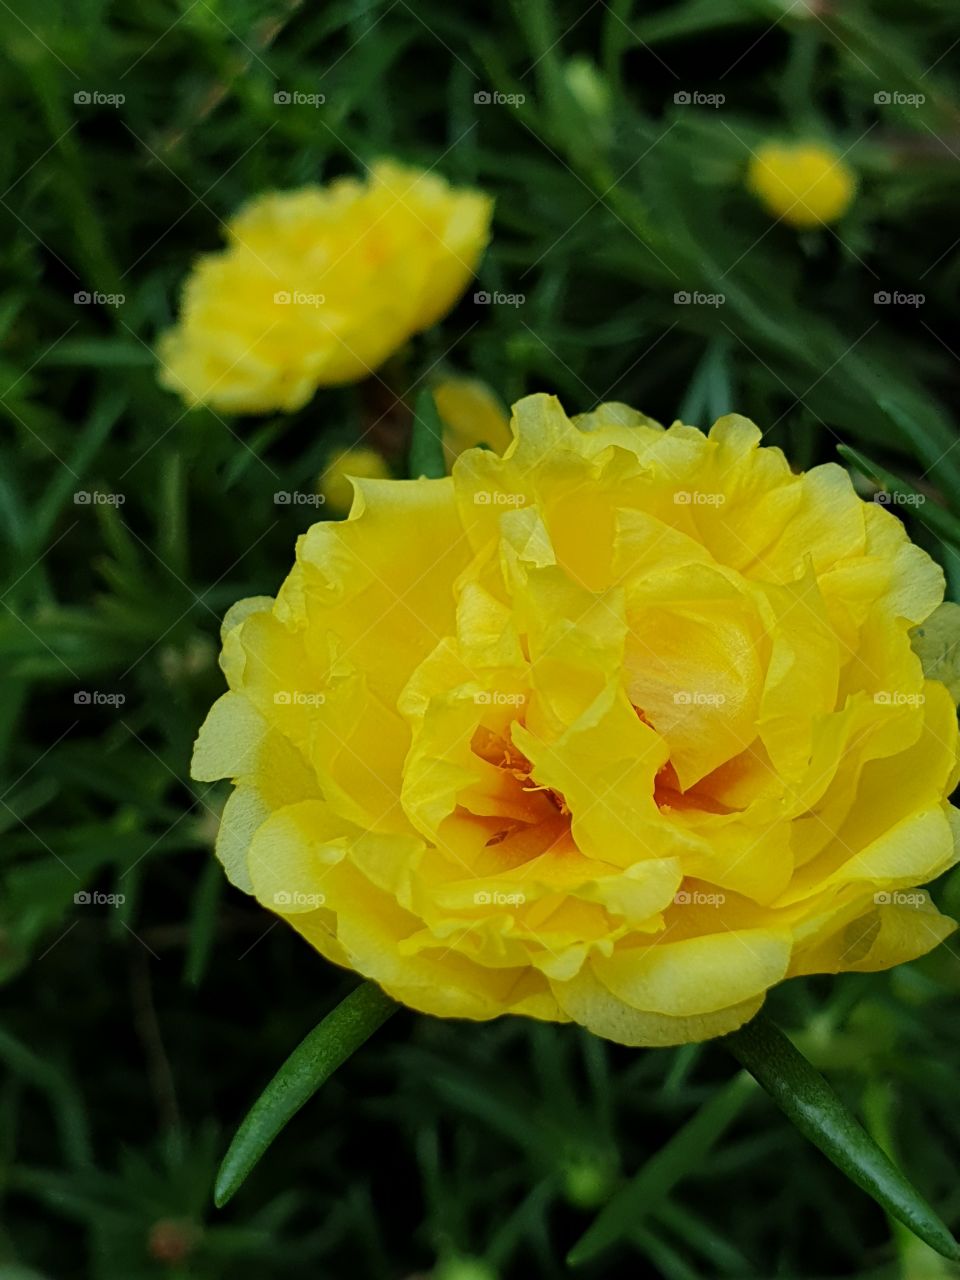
193 395 959 1046
157 162 492 414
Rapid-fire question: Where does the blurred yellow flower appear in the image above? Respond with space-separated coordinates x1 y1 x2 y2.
318 446 391 516
157 161 493 414
193 394 959 1046
432 376 512 470
748 141 856 228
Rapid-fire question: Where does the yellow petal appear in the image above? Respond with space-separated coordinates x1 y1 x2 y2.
552 964 765 1047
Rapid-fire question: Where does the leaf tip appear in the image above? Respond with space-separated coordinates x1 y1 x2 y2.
212 1182 231 1209
213 1157 240 1209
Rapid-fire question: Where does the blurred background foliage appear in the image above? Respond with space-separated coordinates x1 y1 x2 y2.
2 0 960 1276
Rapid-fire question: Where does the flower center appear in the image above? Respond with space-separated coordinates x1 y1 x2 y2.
635 704 735 816
470 723 571 828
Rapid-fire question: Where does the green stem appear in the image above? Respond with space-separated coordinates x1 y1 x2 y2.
723 1014 960 1263
214 981 397 1207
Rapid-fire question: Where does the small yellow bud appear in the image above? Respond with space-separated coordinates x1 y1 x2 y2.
318 447 391 516
432 376 512 470
747 141 856 228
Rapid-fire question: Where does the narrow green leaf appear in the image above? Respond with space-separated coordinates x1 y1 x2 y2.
0 1030 91 1170
863 1077 954 1279
214 981 397 1207
32 385 127 553
628 1225 701 1280
0 457 28 550
408 387 447 479
837 442 960 548
568 1071 755 1265
723 1013 960 1263
655 1201 754 1276
183 857 222 989
156 447 190 580
678 338 731 427
41 339 155 368
878 397 960 503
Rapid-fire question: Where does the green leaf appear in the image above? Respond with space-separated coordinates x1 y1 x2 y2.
723 1014 960 1263
568 1071 756 1265
213 981 397 1208
878 397 960 503
31 384 127 554
655 1201 754 1276
0 1029 91 1169
678 338 732 427
183 857 222 989
862 1077 956 1280
408 387 447 480
837 442 960 549
910 602 960 703
40 339 155 368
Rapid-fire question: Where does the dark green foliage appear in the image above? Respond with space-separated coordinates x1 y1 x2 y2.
2 1 960 1276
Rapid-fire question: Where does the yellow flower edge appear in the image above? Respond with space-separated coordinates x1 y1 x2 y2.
748 141 856 229
157 161 493 414
193 394 959 1047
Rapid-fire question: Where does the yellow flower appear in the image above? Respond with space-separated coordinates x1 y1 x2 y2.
432 376 513 470
318 447 391 517
157 161 493 414
192 395 959 1046
748 142 856 228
